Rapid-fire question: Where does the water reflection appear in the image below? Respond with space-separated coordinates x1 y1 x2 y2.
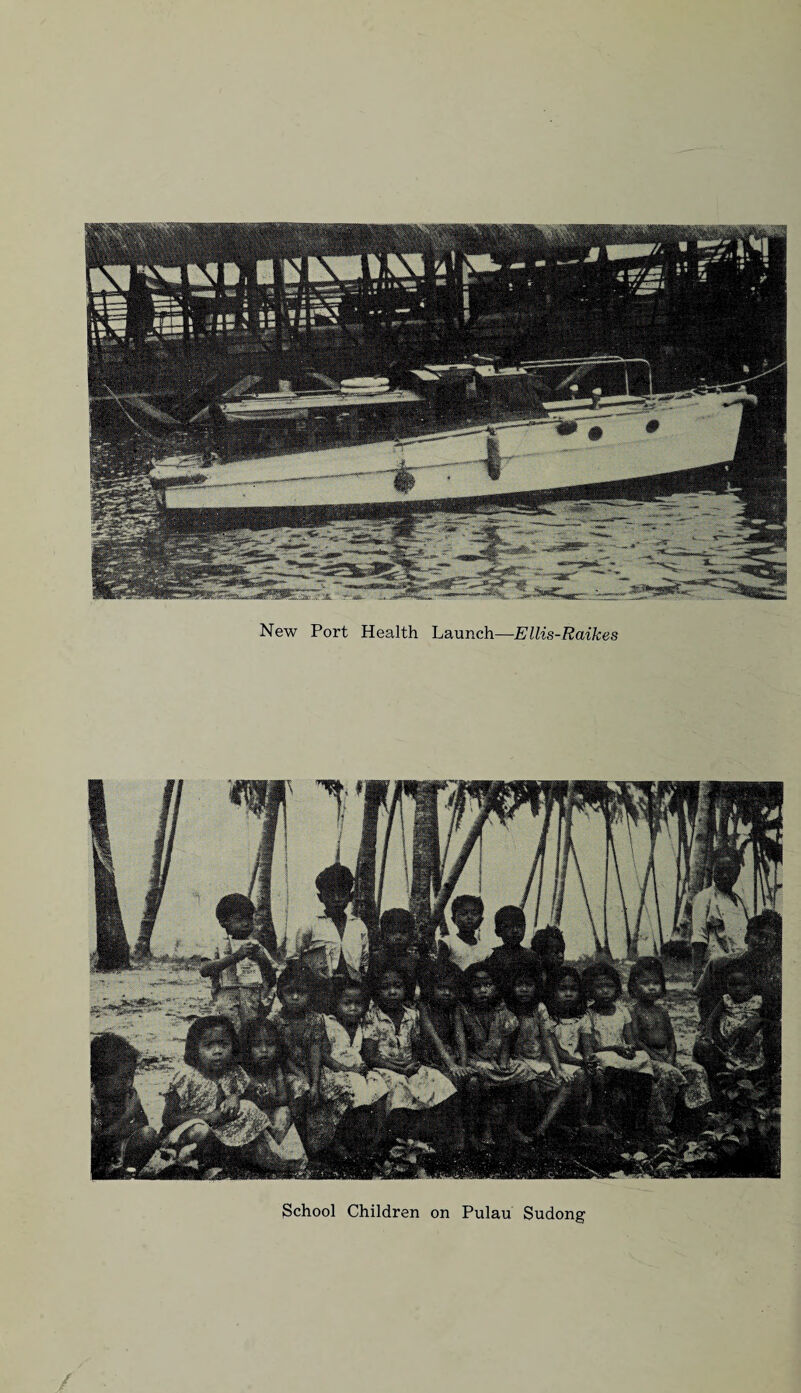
91 444 786 601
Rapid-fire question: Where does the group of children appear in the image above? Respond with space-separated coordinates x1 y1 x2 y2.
91 876 779 1179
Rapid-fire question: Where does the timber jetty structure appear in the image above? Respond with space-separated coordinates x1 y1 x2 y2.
86 224 785 432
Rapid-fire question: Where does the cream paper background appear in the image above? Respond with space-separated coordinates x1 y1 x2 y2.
3 2 799 1390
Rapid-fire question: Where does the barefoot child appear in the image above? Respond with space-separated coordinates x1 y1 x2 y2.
362 967 458 1149
320 980 388 1161
628 958 710 1133
161 1016 289 1174
580 962 653 1134
546 967 591 1123
270 962 354 1154
239 1017 308 1174
459 963 535 1149
91 1034 159 1178
509 964 579 1141
199 894 278 1032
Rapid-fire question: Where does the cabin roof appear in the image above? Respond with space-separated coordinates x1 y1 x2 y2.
85 222 785 268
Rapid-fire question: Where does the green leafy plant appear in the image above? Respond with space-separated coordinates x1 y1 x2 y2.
375 1138 437 1178
610 1073 780 1178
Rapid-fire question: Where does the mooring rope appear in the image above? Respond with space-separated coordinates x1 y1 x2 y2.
99 381 161 440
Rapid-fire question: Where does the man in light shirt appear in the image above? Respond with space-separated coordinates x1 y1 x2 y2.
288 863 369 1011
690 847 749 985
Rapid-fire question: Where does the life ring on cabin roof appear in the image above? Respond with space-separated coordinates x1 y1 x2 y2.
341 376 390 395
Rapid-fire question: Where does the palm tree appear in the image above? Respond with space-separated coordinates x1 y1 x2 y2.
410 782 440 947
354 780 387 945
89 779 130 969
133 780 183 958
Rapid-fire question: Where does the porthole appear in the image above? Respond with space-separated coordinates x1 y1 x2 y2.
588 425 603 441
646 418 660 433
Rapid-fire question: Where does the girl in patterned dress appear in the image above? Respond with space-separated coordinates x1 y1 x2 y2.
627 958 710 1135
509 963 582 1141
459 962 535 1150
362 968 458 1149
546 967 591 1126
320 979 388 1161
272 962 359 1155
695 961 766 1091
239 1016 308 1174
161 1016 287 1173
579 963 653 1135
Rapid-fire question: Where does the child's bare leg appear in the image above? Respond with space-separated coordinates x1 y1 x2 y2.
507 1085 537 1145
534 1080 572 1137
122 1126 159 1172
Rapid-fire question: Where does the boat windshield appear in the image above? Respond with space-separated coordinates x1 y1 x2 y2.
518 355 653 398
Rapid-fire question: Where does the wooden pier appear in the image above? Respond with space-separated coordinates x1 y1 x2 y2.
85 223 785 432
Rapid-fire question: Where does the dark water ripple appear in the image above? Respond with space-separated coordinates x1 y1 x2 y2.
91 440 786 601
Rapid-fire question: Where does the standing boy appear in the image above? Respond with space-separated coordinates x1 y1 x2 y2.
439 893 491 971
288 864 369 1012
200 893 279 1031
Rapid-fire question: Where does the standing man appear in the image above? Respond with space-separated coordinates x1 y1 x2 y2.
690 847 749 987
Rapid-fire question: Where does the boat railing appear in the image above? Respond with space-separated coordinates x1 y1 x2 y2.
519 355 653 397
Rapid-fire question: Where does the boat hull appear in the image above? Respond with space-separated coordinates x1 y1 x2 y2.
149 392 751 529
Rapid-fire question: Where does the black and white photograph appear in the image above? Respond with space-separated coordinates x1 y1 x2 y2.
88 223 786 601
90 780 782 1182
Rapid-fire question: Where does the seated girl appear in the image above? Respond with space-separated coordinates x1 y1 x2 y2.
418 959 472 1086
271 962 363 1156
694 961 766 1087
627 958 710 1134
530 926 566 999
579 962 653 1135
161 1016 287 1174
509 963 581 1141
546 967 591 1124
320 979 388 1162
91 1033 159 1178
362 967 459 1153
238 1016 308 1175
459 962 537 1150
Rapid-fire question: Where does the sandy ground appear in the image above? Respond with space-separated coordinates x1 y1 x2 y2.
90 956 701 1135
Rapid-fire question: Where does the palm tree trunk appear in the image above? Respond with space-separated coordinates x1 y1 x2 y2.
630 782 662 956
608 820 631 953
671 781 714 945
254 781 285 955
354 781 387 946
133 781 175 959
519 785 555 910
550 781 576 927
410 782 439 948
570 840 602 951
430 782 503 930
376 782 401 919
601 794 612 952
89 780 130 970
